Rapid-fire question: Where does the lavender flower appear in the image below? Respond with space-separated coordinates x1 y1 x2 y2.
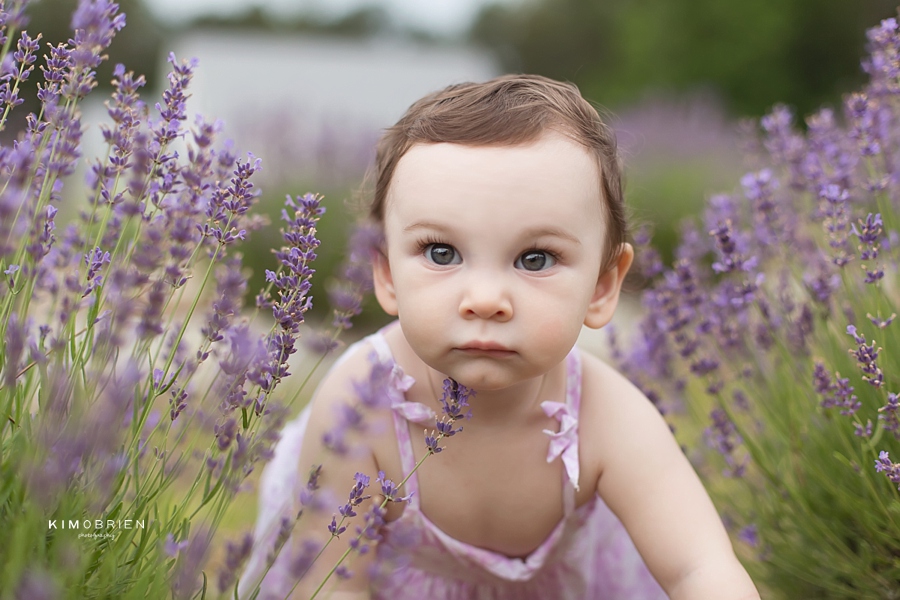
0 30 40 123
424 430 443 454
376 470 412 503
846 93 881 156
874 451 900 491
703 408 746 477
82 246 109 297
289 539 322 581
867 312 895 329
846 325 883 388
818 184 853 267
323 355 396 455
439 378 474 421
709 220 757 274
337 472 371 520
217 533 254 593
351 503 385 552
878 393 900 437
164 533 189 557
738 523 759 548
854 420 873 437
2 311 27 388
171 528 211 600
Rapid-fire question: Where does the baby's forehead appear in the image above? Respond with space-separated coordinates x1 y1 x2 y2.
389 134 603 198
384 135 606 230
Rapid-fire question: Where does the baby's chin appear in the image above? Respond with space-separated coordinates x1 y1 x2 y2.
427 361 544 394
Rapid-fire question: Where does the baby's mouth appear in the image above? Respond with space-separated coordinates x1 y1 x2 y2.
455 342 516 357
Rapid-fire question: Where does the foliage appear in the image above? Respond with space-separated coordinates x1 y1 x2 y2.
471 0 898 117
614 15 900 598
0 0 375 596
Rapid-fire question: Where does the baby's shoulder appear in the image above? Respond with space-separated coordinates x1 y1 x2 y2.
304 336 394 431
578 349 648 412
577 349 666 464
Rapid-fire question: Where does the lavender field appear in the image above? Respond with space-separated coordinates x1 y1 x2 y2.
1 0 898 597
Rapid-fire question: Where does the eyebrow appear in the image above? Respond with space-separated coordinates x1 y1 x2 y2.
403 220 452 234
404 220 582 246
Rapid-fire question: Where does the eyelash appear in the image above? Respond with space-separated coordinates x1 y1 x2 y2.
415 235 448 253
414 237 561 263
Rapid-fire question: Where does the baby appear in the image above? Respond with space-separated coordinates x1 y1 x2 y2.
242 75 760 600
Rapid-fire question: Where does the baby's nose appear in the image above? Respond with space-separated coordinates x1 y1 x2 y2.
458 275 513 321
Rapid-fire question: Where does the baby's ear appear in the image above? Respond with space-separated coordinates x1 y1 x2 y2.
583 243 634 330
372 251 399 316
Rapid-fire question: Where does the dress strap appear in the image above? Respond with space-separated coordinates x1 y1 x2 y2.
367 327 423 508
367 328 394 365
541 348 582 517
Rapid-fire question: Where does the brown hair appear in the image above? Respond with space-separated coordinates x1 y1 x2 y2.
371 74 627 274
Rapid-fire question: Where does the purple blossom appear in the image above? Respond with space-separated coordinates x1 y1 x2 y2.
82 246 109 297
289 539 322 581
738 523 759 548
164 533 189 557
846 93 881 156
376 470 412 503
818 184 853 267
328 515 347 537
336 472 371 519
217 533 253 593
424 430 443 454
324 355 396 455
709 220 757 274
199 257 246 358
334 565 352 580
868 312 895 329
703 408 746 477
2 311 28 388
353 503 385 548
439 378 474 421
171 528 211 600
326 222 381 332
846 325 883 388
854 420 873 437
874 451 900 491
878 393 900 437
0 30 40 117
215 418 238 451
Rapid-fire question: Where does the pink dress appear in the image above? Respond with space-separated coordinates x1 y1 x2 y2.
241 328 667 600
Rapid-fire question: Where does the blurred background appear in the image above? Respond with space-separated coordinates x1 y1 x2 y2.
15 0 900 336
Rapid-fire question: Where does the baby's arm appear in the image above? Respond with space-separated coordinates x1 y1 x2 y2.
584 354 760 600
262 345 388 600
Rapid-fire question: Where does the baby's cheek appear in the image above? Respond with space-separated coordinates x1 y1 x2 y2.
533 317 580 358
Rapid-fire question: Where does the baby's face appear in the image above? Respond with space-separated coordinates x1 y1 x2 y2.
375 132 609 390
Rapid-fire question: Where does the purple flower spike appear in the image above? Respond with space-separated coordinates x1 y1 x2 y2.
846 325 883 388
376 470 413 503
424 431 443 454
703 408 746 477
878 393 900 437
867 312 895 329
439 378 474 421
217 533 253 593
875 451 900 490
334 565 352 580
854 420 873 437
328 516 347 537
337 472 371 519
164 533 188 557
738 524 759 548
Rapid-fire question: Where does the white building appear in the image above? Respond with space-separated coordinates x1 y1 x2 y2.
164 31 501 184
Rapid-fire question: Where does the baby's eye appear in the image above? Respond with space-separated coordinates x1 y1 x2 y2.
424 243 461 266
515 250 556 272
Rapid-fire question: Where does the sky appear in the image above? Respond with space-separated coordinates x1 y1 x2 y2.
142 0 518 35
